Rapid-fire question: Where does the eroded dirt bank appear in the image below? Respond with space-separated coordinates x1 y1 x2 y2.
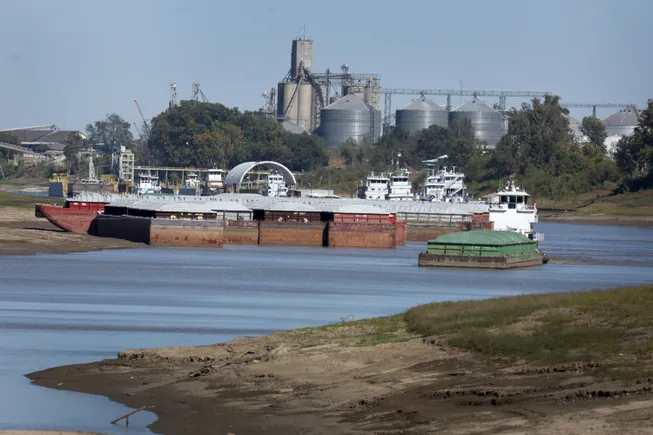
28 321 653 435
0 206 141 255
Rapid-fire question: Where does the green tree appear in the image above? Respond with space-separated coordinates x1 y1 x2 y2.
502 95 573 167
147 101 324 171
339 139 364 165
580 116 607 155
368 127 415 167
614 100 653 190
63 132 84 175
487 95 619 197
286 133 328 171
413 121 479 169
86 113 134 159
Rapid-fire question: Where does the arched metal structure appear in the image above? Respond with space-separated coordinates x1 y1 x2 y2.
225 161 297 190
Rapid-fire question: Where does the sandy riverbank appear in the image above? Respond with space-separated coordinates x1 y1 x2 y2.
0 206 142 256
28 291 653 435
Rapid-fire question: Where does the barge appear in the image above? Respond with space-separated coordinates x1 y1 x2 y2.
35 199 109 233
418 231 545 269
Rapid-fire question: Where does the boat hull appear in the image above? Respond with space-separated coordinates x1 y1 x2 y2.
35 204 102 233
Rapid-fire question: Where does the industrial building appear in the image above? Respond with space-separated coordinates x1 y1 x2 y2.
264 37 639 151
272 37 382 146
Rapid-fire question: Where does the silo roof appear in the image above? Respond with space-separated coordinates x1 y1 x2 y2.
429 230 532 246
452 99 496 113
399 96 444 112
322 93 370 111
603 107 639 127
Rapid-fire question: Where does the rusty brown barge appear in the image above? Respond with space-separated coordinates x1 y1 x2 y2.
36 193 494 249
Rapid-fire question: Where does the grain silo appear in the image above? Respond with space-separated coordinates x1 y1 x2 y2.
319 93 381 149
276 81 314 132
603 106 639 138
449 98 504 148
395 96 448 135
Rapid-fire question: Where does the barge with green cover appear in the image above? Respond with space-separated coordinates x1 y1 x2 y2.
418 230 545 269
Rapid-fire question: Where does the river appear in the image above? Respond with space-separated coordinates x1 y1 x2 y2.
1 222 652 434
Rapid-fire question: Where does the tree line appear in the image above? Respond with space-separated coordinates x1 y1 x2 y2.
320 95 653 198
4 95 650 199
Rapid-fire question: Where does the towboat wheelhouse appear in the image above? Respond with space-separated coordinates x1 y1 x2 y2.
487 180 541 240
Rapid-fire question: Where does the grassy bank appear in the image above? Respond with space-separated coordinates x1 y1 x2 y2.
291 285 653 379
0 190 62 208
405 285 653 371
538 189 653 219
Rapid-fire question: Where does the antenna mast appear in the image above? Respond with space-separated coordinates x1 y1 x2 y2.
192 81 209 102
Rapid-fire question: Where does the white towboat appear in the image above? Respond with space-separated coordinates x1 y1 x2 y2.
364 172 390 200
418 166 467 203
487 179 542 240
136 170 161 195
206 168 225 193
386 168 414 201
263 171 289 197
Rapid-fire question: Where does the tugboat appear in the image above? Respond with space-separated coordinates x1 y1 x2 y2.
135 170 161 195
418 166 467 203
179 171 201 196
206 168 225 194
487 179 542 241
363 172 390 200
263 171 289 197
386 168 414 201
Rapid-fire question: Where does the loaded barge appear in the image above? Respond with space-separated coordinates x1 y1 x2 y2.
418 231 545 269
84 198 402 249
418 180 545 269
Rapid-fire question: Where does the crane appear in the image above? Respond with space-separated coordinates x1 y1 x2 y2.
134 100 150 138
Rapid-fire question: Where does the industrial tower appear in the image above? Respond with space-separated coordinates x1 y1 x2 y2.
275 37 382 133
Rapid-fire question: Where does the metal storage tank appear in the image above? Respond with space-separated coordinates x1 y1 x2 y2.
296 83 313 132
450 98 504 148
603 106 639 137
319 93 381 149
396 96 448 135
277 82 297 123
276 82 313 132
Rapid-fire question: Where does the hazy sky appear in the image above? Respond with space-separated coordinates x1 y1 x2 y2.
1 0 651 131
